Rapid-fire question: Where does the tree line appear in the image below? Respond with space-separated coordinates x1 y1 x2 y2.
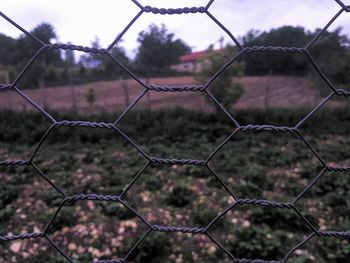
0 23 191 89
242 26 350 88
0 23 349 91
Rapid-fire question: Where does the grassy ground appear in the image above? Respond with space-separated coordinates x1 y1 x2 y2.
0 106 349 263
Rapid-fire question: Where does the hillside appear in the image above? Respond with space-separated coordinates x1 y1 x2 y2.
0 76 336 114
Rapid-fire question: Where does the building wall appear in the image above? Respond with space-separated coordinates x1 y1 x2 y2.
0 70 9 83
170 60 209 73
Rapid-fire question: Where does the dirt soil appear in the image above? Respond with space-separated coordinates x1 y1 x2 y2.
0 76 337 114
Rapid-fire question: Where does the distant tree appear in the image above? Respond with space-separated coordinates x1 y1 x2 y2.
135 24 191 75
80 37 103 68
196 45 245 114
0 34 17 66
32 23 57 43
63 42 77 110
16 23 62 89
104 45 129 78
308 27 350 93
242 26 310 75
15 23 60 64
241 26 350 93
80 37 129 80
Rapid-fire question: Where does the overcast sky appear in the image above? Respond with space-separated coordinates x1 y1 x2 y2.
1 0 349 58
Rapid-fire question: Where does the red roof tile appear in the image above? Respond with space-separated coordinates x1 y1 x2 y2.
180 51 208 63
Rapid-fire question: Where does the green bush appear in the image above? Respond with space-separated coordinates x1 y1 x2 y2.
127 232 171 263
165 183 193 207
100 202 135 220
227 227 288 260
46 207 77 234
192 206 221 227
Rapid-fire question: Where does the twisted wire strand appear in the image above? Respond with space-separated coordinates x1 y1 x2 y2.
235 259 282 263
236 199 294 209
148 84 205 92
0 232 44 241
53 120 115 129
241 125 296 133
46 43 108 55
244 46 306 54
327 166 350 172
335 89 350 97
64 194 121 204
0 84 13 91
93 259 125 263
143 6 207 15
150 157 206 166
152 225 205 234
317 231 350 238
0 160 29 166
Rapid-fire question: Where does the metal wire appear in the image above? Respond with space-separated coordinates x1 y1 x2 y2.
1 0 350 262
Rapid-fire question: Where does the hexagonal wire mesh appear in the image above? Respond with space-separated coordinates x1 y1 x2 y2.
1 0 350 262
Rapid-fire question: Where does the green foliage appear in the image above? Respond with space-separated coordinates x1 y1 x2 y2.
0 23 131 87
0 184 20 210
235 164 266 197
135 23 191 75
250 208 310 232
0 33 17 66
242 26 311 75
185 166 211 178
144 176 163 192
307 28 350 95
1 108 350 261
77 253 93 263
100 203 135 220
85 88 96 108
0 204 15 225
311 238 350 263
0 167 35 225
242 26 350 93
43 191 63 207
195 45 245 113
127 232 171 263
27 254 69 263
2 106 350 145
227 227 288 259
0 22 68 88
46 207 77 234
80 37 130 79
165 183 194 207
16 23 62 89
192 206 220 227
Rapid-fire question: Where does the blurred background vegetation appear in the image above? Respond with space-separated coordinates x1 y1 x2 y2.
0 23 349 91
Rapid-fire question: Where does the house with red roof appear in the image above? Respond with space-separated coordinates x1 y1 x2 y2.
170 50 209 73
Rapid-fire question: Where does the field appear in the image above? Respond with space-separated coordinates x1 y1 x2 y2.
0 106 349 263
0 76 343 115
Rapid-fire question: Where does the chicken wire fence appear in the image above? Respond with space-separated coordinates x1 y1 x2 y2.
0 0 350 262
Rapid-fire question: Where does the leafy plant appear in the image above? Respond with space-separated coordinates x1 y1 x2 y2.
100 202 135 220
165 183 193 207
195 45 245 114
85 88 96 108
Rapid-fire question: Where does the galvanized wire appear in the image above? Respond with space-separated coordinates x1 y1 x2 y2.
1 0 350 262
